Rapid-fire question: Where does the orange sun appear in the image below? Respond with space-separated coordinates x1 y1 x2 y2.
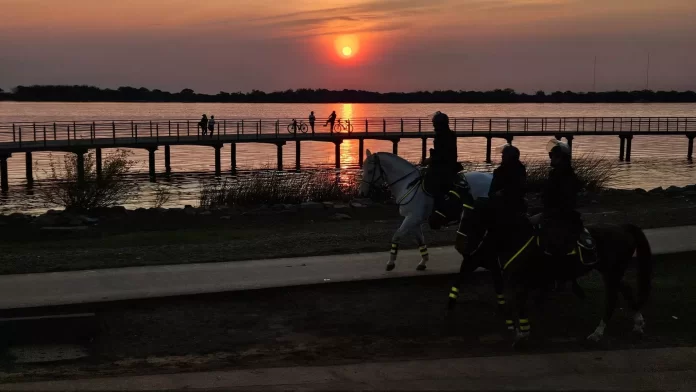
335 35 359 59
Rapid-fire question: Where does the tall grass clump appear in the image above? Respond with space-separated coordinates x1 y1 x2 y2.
199 170 359 209
37 149 140 211
524 154 620 192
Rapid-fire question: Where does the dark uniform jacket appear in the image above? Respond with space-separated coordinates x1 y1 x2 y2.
542 165 581 219
489 161 527 215
430 128 458 171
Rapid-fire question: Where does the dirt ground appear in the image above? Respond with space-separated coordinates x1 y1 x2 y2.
1 189 696 275
0 252 694 383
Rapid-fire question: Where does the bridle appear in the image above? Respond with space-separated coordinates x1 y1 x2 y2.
361 153 419 198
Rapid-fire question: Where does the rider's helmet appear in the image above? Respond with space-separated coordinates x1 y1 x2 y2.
431 111 449 129
546 139 570 155
496 143 520 163
546 139 571 165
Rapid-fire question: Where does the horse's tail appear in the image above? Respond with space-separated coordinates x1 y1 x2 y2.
623 224 653 307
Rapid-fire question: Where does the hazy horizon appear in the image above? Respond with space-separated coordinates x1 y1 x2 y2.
2 0 695 94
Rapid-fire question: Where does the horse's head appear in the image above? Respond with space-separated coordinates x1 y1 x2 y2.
359 149 381 198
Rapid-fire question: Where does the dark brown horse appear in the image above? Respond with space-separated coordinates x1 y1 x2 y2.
447 205 653 347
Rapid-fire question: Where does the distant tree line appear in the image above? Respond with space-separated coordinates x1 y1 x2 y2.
1 85 696 103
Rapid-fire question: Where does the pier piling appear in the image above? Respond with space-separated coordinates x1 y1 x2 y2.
1 153 10 191
688 134 694 160
625 135 633 162
485 137 492 164
214 145 222 176
566 136 574 158
95 148 102 179
358 139 364 168
147 147 157 181
295 141 301 172
619 136 626 161
25 152 33 185
276 143 283 171
75 150 86 184
164 145 171 174
334 141 342 169
230 143 237 174
421 138 427 163
392 139 399 155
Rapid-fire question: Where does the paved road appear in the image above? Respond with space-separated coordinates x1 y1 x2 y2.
2 347 695 391
1 225 694 310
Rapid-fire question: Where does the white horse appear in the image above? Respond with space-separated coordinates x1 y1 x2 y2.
359 150 492 271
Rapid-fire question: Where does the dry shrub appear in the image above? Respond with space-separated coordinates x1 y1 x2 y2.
37 149 140 211
200 170 359 208
524 154 620 192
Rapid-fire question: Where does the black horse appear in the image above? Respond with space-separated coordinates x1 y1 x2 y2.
425 187 521 330
440 199 583 332
447 204 653 347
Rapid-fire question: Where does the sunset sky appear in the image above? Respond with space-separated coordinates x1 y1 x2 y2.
1 0 695 93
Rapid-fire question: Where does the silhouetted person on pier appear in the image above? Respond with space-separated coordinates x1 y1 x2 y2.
208 115 216 136
325 111 336 132
199 114 208 135
309 111 316 134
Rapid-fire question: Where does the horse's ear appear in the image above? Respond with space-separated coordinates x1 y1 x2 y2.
366 149 372 157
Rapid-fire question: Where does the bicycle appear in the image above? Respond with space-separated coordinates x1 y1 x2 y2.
287 120 308 134
332 119 353 133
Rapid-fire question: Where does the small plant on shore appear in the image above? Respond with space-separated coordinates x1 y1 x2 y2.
37 149 140 211
199 170 359 208
152 183 173 208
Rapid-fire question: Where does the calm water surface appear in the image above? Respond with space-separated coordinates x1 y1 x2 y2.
1 102 694 214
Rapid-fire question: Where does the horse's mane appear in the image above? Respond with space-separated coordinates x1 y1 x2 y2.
373 152 416 167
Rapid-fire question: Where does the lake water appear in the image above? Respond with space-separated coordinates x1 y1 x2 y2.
1 102 695 214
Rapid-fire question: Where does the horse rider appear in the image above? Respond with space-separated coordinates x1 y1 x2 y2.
456 144 526 257
488 144 528 234
541 139 583 256
422 111 462 217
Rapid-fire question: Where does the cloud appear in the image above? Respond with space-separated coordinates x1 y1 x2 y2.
236 0 447 37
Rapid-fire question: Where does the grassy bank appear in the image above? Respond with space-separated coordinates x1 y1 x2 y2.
1 187 695 275
195 155 618 208
199 170 360 208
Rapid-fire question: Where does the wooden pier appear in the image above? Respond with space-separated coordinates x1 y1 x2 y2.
0 116 694 191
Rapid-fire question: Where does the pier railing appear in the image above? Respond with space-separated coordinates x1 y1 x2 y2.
1 117 695 147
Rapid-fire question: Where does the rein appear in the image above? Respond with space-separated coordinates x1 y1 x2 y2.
362 154 420 205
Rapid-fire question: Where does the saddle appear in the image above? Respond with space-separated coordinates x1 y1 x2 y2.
430 173 472 224
532 214 598 267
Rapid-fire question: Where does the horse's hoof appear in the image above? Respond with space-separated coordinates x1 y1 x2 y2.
447 298 457 311
512 337 529 351
416 264 427 271
631 328 645 342
386 264 395 271
572 283 587 300
585 333 603 345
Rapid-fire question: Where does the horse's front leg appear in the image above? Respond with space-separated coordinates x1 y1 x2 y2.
491 267 515 332
587 273 620 343
416 224 429 271
513 287 531 350
387 216 416 271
